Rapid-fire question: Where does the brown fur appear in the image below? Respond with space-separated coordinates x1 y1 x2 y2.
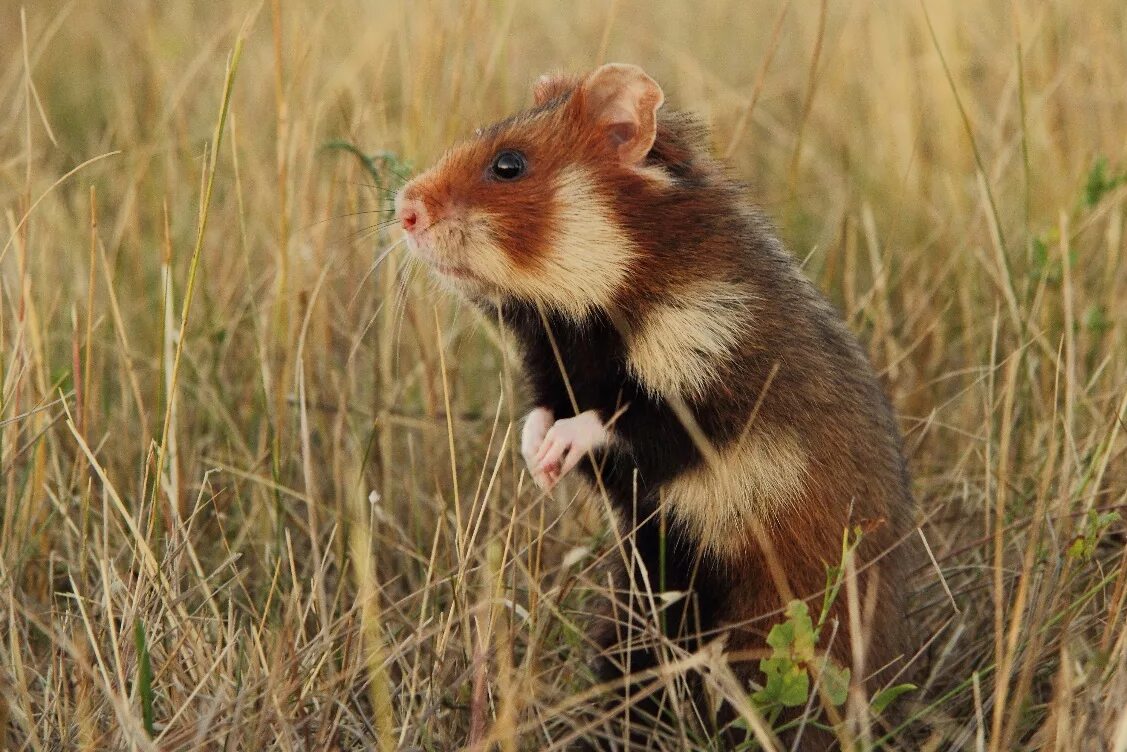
397 64 921 748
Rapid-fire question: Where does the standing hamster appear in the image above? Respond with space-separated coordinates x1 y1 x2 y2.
396 63 920 749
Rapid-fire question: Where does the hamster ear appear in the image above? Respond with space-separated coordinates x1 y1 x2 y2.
578 63 665 165
533 73 577 106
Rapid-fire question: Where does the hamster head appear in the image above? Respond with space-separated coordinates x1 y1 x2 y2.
395 63 666 320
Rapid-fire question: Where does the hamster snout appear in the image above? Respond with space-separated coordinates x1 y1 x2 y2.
394 193 429 236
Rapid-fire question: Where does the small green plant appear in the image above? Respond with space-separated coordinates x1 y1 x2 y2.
737 526 917 746
133 619 156 738
1028 156 1125 287
870 682 918 716
1082 304 1111 335
1067 509 1121 561
734 528 860 743
320 140 412 193
1028 230 1076 285
751 599 850 711
1082 156 1127 209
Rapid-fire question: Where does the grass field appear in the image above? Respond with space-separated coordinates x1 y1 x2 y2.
2 1 1126 749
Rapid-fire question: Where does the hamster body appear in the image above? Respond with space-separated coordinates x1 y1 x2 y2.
396 64 919 748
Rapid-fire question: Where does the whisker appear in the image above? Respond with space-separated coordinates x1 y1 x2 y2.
344 208 397 216
299 209 397 233
348 214 445 249
391 258 418 373
326 179 402 199
311 219 401 254
350 219 402 244
348 237 407 309
343 242 415 369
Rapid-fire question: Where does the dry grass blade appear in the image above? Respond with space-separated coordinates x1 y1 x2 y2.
2 1 1125 749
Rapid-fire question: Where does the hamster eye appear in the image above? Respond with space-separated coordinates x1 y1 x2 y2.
489 150 527 181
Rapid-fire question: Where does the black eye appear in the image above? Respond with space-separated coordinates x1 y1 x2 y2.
489 150 527 181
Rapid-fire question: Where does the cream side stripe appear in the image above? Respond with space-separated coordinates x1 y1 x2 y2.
662 429 809 558
626 281 754 399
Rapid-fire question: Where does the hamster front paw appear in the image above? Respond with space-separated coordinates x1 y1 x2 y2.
533 410 609 490
521 407 555 489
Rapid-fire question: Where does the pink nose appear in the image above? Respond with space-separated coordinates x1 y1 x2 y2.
397 198 427 234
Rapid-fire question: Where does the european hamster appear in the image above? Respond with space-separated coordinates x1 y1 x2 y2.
395 63 920 748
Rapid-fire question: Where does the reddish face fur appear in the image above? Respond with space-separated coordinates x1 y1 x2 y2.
395 64 673 320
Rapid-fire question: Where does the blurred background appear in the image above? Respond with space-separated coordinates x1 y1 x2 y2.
2 1 1126 749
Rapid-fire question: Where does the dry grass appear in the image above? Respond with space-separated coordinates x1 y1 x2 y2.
2 0 1126 749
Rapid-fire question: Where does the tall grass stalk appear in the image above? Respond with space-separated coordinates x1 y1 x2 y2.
2 1 1126 748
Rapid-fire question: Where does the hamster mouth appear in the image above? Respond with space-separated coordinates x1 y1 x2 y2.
408 242 483 284
405 223 489 285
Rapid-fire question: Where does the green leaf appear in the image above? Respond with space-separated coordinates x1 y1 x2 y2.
820 562 843 627
765 619 795 652
1029 231 1070 284
754 600 828 711
777 665 810 707
1031 235 1048 271
1083 156 1127 208
320 142 412 193
819 660 851 707
1070 509 1122 560
134 619 155 737
1083 305 1110 334
787 602 816 662
1095 511 1121 528
1084 156 1109 207
871 683 918 715
754 656 810 708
